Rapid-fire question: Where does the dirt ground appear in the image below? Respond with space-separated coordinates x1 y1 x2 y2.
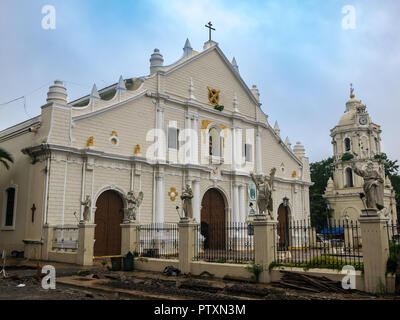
0 258 399 300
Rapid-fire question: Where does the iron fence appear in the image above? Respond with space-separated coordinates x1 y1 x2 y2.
52 225 78 251
137 223 179 259
193 221 255 263
385 219 399 274
386 219 399 245
273 219 363 270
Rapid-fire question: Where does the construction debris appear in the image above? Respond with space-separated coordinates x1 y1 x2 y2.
271 271 350 294
163 266 181 277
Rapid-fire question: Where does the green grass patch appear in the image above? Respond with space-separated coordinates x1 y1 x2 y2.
386 243 399 275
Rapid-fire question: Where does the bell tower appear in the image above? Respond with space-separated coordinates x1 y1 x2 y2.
324 86 397 222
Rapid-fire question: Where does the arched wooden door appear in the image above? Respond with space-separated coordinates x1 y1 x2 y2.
277 204 290 251
200 188 225 250
94 190 124 257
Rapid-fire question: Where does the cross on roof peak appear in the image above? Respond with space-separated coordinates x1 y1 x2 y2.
205 21 216 42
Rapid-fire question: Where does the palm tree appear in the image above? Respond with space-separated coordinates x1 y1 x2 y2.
0 148 14 170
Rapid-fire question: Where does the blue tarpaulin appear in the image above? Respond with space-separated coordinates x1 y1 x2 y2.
320 227 344 234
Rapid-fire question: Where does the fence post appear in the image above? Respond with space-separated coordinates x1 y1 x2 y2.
77 222 96 266
120 221 139 256
41 224 53 261
178 217 197 274
253 214 277 283
358 209 391 294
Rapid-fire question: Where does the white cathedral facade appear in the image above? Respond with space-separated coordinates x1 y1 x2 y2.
0 38 312 258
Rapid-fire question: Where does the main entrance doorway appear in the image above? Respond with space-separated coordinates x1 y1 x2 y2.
200 188 226 250
94 190 124 257
277 204 290 250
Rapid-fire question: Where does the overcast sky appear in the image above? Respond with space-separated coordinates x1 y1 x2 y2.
0 0 399 163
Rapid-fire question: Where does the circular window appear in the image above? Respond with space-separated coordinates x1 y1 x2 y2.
109 136 119 146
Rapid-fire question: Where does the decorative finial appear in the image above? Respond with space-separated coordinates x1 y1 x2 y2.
87 136 94 147
183 38 193 56
350 83 355 99
134 144 141 155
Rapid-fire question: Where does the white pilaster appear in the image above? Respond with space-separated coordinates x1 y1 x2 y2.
191 116 198 164
156 106 164 160
239 184 246 222
256 127 262 174
234 128 243 170
233 183 240 222
232 127 237 171
192 179 200 222
185 114 191 164
155 170 164 223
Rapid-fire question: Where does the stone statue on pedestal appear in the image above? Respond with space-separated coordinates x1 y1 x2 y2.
81 195 91 222
124 191 143 222
180 184 193 220
352 161 385 211
250 167 276 219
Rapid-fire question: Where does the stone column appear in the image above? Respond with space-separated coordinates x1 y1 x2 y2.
155 170 164 223
120 221 139 255
192 179 201 222
178 218 198 274
239 184 246 222
256 127 262 174
41 224 53 261
233 183 240 222
253 215 277 283
77 222 96 266
358 209 391 294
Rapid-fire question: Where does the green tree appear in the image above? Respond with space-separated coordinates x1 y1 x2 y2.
309 157 334 230
374 153 399 178
0 148 13 170
374 153 400 218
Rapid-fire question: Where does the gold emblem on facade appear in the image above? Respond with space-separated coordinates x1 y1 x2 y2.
207 87 220 105
168 187 178 201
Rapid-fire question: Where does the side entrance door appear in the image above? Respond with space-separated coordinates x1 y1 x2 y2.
94 190 124 256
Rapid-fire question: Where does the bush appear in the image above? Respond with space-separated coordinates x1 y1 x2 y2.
341 153 354 161
269 255 364 272
245 263 263 282
386 243 399 275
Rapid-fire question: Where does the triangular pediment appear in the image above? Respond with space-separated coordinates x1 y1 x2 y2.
163 45 260 117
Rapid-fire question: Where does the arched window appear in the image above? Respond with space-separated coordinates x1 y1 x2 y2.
209 127 221 157
345 168 354 187
4 187 16 227
375 137 379 153
344 138 351 152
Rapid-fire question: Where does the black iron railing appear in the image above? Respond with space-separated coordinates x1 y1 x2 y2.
385 219 399 274
273 219 363 270
137 223 179 259
193 221 255 263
